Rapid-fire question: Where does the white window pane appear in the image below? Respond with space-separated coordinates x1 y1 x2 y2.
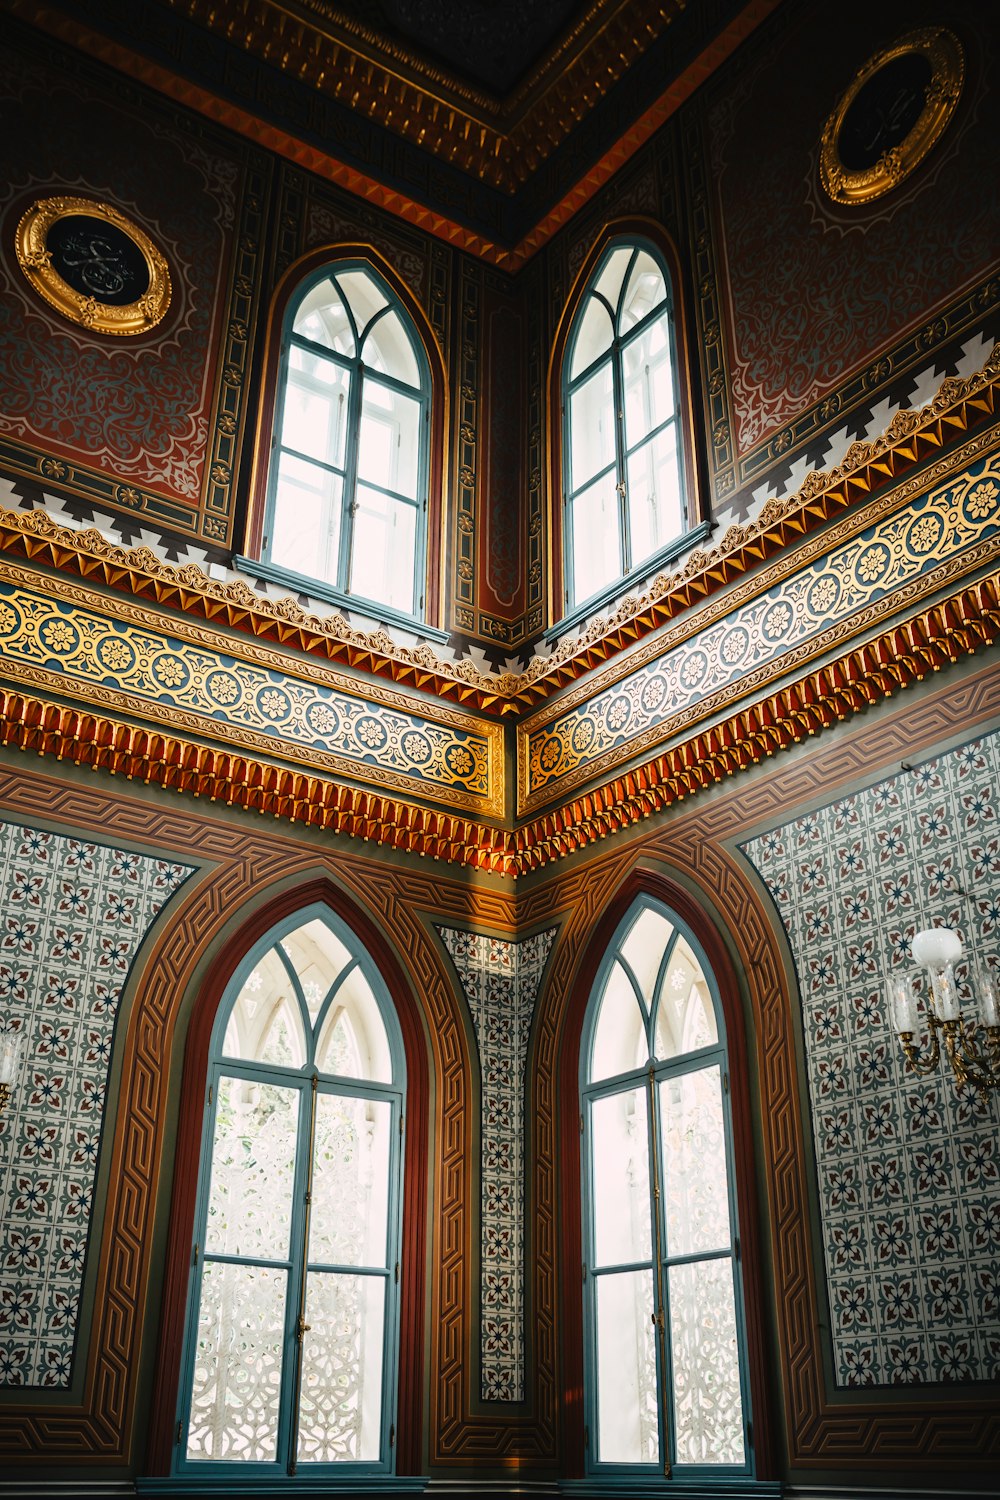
570 295 614 379
623 312 674 449
336 269 389 338
569 358 614 491
349 485 417 615
315 964 392 1082
282 347 350 468
626 425 683 569
593 247 633 317
569 471 621 605
661 1066 731 1257
293 277 355 357
595 1269 659 1465
279 919 352 1024
204 1077 299 1260
309 1093 392 1268
668 1259 745 1465
187 1261 287 1463
298 1273 385 1463
620 906 674 1008
590 959 647 1082
270 452 343 585
363 309 420 387
654 934 718 1061
224 948 297 1062
620 251 666 334
358 380 422 500
591 1087 651 1268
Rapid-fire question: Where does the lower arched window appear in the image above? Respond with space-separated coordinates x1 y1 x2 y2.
580 897 752 1478
174 905 405 1478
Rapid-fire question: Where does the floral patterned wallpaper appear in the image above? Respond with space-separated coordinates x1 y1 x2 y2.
741 732 1000 1386
0 820 191 1387
438 925 555 1401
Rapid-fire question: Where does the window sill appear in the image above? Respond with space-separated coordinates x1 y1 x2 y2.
139 1477 427 1496
232 556 451 646
548 519 714 644
561 1479 781 1497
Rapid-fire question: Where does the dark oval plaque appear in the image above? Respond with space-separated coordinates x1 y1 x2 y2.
45 213 151 305
820 28 964 206
837 52 933 173
15 195 171 335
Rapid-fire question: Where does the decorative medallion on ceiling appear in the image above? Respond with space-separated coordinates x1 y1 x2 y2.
15 195 171 335
819 27 964 206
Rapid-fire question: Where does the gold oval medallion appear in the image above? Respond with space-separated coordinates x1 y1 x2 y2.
15 195 171 336
820 28 964 207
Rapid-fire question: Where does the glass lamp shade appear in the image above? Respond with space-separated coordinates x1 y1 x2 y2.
911 926 963 972
0 1030 24 1087
888 974 919 1034
928 963 961 1022
976 965 1000 1027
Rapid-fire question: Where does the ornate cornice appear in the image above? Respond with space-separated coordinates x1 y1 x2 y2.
3 573 997 876
164 0 688 190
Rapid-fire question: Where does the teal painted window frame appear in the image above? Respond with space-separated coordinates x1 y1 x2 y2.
261 262 431 623
579 896 755 1484
173 902 407 1483
562 240 689 614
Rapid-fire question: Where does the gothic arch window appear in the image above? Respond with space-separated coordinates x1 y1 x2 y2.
580 896 753 1477
560 235 698 615
174 905 406 1478
259 261 432 622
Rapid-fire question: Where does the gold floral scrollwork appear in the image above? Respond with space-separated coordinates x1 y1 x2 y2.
15 196 171 336
819 28 964 206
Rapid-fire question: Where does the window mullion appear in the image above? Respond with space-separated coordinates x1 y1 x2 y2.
611 346 629 575
340 361 365 595
285 1071 319 1476
646 1064 672 1478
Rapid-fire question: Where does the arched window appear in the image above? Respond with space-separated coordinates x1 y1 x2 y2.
262 263 430 620
580 897 752 1477
562 240 689 612
174 906 405 1478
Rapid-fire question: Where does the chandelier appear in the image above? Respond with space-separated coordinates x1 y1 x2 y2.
888 925 1000 1093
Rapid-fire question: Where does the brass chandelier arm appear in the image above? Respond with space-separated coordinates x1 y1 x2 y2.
898 1027 941 1077
900 1016 1000 1092
942 1019 1000 1093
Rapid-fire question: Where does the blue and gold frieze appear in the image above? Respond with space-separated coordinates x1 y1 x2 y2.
520 457 1000 813
0 578 503 818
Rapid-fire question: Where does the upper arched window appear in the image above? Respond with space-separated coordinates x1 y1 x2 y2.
562 240 689 612
174 906 405 1478
262 263 431 620
580 897 752 1477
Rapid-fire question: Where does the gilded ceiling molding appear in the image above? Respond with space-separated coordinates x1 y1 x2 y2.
168 0 691 189
2 574 996 878
10 0 778 267
1 340 995 714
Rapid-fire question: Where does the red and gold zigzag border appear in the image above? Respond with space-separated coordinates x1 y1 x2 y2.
4 574 997 875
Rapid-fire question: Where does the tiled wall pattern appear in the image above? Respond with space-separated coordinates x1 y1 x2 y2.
741 733 1000 1387
438 926 555 1401
0 822 191 1386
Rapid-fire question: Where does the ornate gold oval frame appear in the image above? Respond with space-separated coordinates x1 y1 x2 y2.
820 27 964 207
14 195 171 336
